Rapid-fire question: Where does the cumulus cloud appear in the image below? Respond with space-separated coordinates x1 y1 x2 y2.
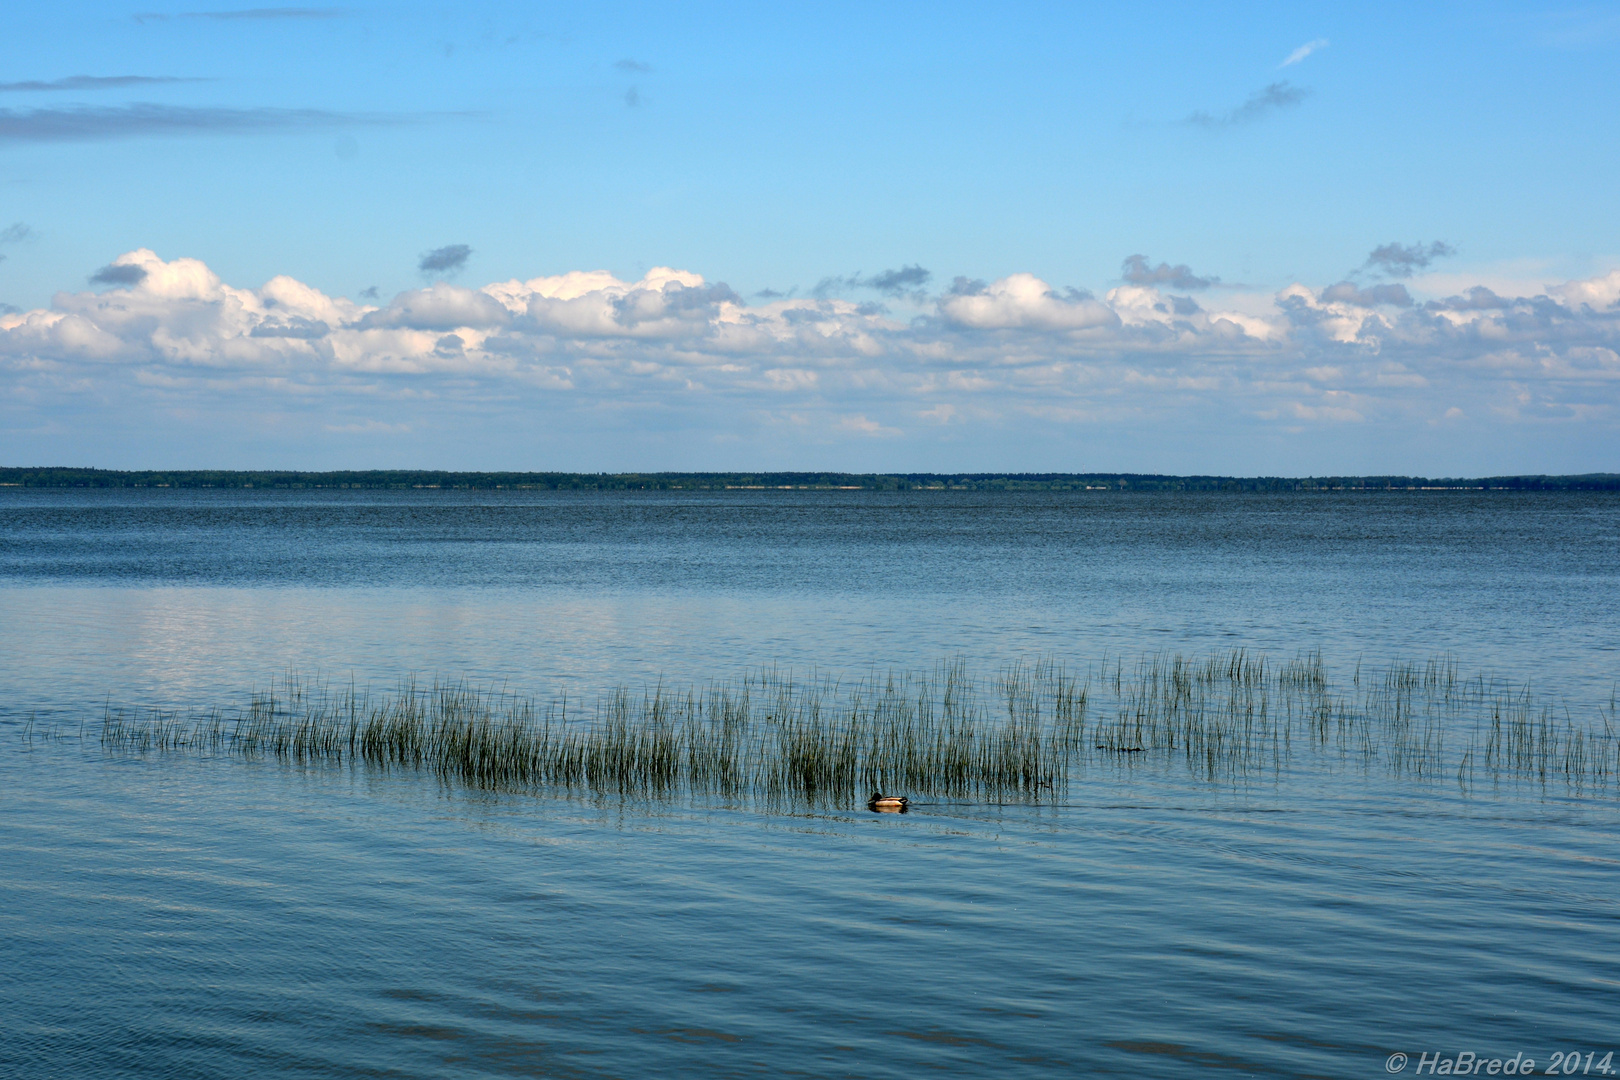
1187 81 1310 127
418 244 472 277
1428 286 1509 311
5 249 1618 453
940 274 1116 331
1550 269 1620 310
1121 255 1216 290
249 316 329 338
358 283 509 331
1280 39 1329 66
1319 282 1413 308
863 265 931 296
1363 241 1455 278
90 260 149 286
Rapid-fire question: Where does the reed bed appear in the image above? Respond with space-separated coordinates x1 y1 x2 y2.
94 652 1620 805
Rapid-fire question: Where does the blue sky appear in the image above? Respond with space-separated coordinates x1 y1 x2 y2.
2 2 1618 473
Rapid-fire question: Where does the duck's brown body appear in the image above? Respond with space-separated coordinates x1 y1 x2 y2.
867 793 909 813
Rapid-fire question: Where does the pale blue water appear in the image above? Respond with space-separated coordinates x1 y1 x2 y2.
3 490 1618 1077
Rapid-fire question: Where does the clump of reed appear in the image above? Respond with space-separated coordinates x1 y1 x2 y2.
93 651 1620 805
100 661 1088 804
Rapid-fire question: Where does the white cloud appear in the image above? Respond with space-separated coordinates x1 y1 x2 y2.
940 274 1117 331
3 250 1619 463
1280 38 1329 67
837 414 901 437
358 284 511 331
1550 268 1620 310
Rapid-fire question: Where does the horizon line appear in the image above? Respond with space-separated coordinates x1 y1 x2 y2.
3 467 1617 492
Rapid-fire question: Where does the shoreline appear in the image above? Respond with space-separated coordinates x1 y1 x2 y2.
3 467 1619 492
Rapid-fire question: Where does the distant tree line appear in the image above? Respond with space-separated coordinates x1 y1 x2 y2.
1 468 1617 491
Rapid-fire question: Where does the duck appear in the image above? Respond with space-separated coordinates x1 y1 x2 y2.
867 793 909 813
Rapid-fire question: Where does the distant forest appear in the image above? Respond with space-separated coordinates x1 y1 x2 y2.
2 468 1617 491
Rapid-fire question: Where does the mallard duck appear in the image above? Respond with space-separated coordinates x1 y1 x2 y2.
867 793 909 813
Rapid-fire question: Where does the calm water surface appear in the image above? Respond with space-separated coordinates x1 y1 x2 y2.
3 490 1618 1077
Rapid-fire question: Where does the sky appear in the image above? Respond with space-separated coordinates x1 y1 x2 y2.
1 1 1618 474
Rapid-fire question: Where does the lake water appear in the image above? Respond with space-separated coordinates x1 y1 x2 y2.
3 489 1618 1078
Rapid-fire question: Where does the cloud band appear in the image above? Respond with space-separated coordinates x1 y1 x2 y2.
3 249 1617 454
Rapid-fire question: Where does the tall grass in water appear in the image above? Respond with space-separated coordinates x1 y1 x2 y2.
97 652 1620 805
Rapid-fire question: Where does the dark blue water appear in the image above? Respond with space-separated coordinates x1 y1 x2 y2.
3 490 1618 1077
